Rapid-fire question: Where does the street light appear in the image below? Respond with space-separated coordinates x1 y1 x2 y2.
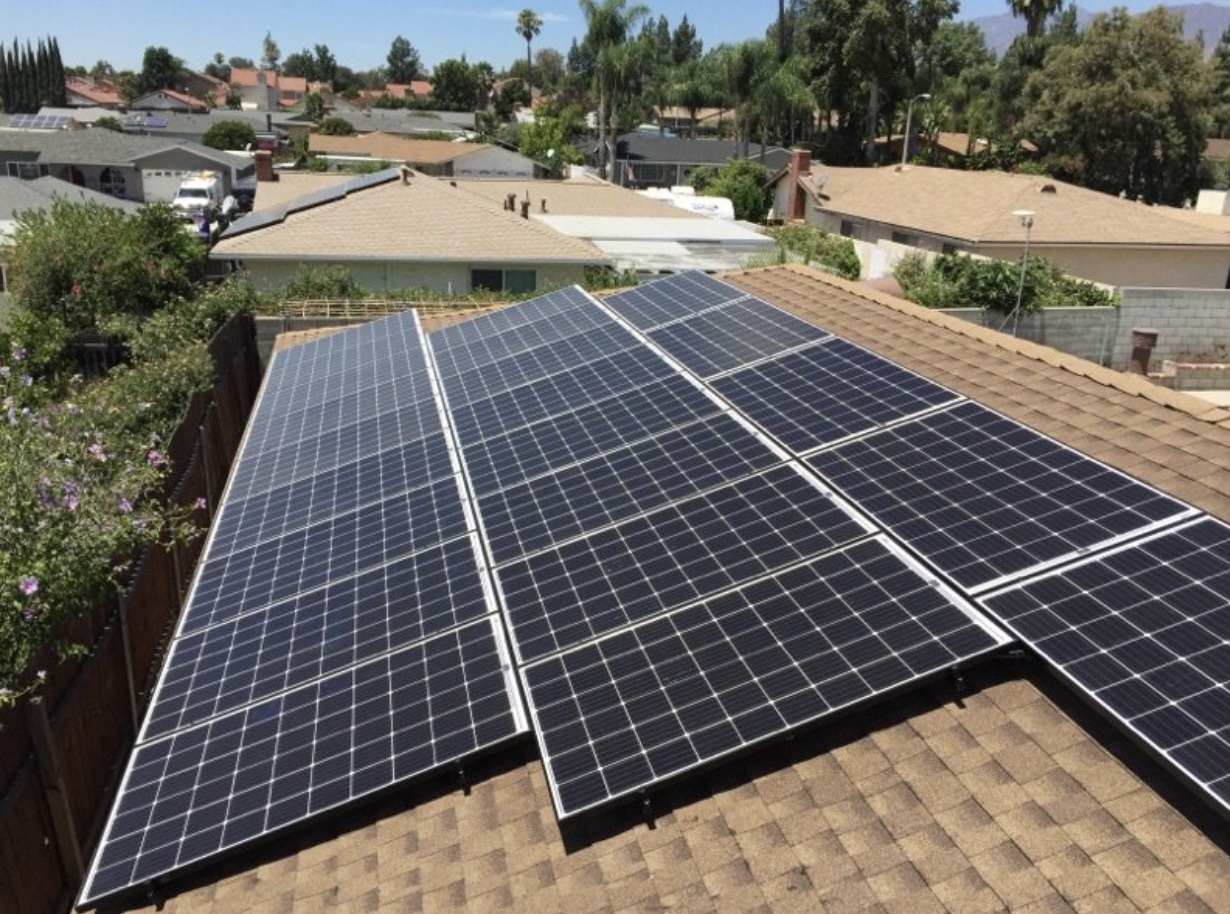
1005 209 1036 337
901 93 931 166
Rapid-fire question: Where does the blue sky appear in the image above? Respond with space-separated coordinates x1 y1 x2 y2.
20 0 1182 75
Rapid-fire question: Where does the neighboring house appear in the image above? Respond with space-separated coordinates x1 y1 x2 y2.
309 133 534 178
651 105 730 136
130 89 209 114
0 129 252 203
582 133 793 189
63 76 122 108
82 263 1230 914
11 107 303 148
769 156 1230 289
326 103 475 137
179 68 230 107
452 174 774 273
356 80 433 104
228 68 321 111
210 166 607 293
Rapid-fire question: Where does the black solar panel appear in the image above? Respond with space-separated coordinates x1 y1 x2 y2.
604 271 746 329
647 297 830 377
980 518 1230 813
344 168 400 193
479 413 783 565
432 287 599 356
523 537 1008 817
713 338 961 453
809 401 1190 591
81 619 520 905
498 464 871 664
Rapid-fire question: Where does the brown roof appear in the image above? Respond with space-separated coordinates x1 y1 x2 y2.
309 132 489 164
64 76 121 106
451 177 709 219
114 265 1230 914
805 166 1230 249
212 171 606 264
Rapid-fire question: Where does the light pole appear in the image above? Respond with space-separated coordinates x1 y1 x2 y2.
901 93 931 166
1007 209 1035 337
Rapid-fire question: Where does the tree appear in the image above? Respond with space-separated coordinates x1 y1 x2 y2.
516 10 544 96
282 49 315 79
672 14 703 65
228 56 255 71
202 119 257 150
690 158 772 221
313 45 337 85
579 0 650 179
93 115 123 132
1008 0 1065 39
387 36 422 84
204 52 230 82
90 59 115 81
1022 7 1212 205
534 48 567 94
304 92 326 122
261 31 281 72
317 116 355 136
431 58 480 110
518 114 585 177
135 45 180 94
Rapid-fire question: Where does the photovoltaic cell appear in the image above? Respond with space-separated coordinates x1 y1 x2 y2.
809 401 1189 591
80 619 521 905
713 338 961 453
980 517 1230 812
522 537 1008 817
462 373 721 496
603 270 747 329
498 464 871 664
647 297 830 377
431 287 600 357
479 413 783 565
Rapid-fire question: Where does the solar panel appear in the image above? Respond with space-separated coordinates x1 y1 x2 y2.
80 312 527 908
980 517 1230 813
287 183 348 213
497 464 873 664
344 168 400 194
523 537 1009 817
604 270 746 329
9 112 69 129
713 338 962 453
219 203 287 239
809 400 1192 592
478 413 784 565
431 287 600 358
647 297 830 377
81 618 521 905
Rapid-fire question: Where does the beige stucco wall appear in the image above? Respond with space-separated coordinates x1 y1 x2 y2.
977 244 1230 290
230 259 588 295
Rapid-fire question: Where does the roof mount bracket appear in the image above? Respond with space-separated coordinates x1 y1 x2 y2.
949 666 967 707
640 790 656 831
456 762 471 797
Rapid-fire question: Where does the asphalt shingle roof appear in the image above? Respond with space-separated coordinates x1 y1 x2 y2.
0 128 242 169
100 264 1230 914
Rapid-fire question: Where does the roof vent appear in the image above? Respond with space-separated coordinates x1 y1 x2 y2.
1038 183 1057 194
399 166 413 184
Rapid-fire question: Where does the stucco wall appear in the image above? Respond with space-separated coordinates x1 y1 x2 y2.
232 259 588 295
977 244 1230 291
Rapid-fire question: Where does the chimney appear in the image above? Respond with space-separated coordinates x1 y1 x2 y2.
520 200 530 219
788 148 811 221
505 193 516 212
255 149 276 182
399 165 413 184
1127 328 1159 375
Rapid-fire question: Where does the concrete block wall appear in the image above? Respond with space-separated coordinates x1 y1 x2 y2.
1111 288 1230 368
942 307 1120 367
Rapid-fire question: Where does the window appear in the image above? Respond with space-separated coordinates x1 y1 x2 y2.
891 231 921 247
60 166 85 186
99 167 126 197
471 268 536 294
6 161 42 179
839 220 856 238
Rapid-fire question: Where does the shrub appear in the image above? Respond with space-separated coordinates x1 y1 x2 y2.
894 252 1118 312
764 225 861 280
202 119 257 151
690 159 772 223
279 265 365 300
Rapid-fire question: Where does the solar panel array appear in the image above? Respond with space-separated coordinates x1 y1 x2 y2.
218 169 401 242
83 267 1230 906
8 112 70 129
80 311 525 907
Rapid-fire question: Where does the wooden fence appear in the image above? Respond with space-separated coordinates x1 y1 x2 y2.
0 313 261 914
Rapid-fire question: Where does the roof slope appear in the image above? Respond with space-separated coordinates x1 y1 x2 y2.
309 133 492 163
0 175 142 219
451 178 707 219
0 129 241 169
113 264 1230 914
211 170 607 263
806 165 1230 248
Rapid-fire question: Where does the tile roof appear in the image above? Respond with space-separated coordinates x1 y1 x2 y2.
64 76 121 106
0 129 243 169
113 264 1230 914
450 177 707 219
211 170 607 264
804 166 1230 249
308 132 489 164
249 173 351 212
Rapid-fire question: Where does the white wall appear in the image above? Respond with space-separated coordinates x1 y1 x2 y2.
234 259 587 295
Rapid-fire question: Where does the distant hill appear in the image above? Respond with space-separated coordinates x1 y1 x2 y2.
970 3 1230 56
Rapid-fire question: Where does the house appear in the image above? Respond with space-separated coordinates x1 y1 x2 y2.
210 166 607 293
451 174 774 273
228 68 320 111
768 154 1230 288
130 89 209 114
651 105 730 136
583 133 794 189
77 263 1230 914
325 103 475 137
0 129 252 203
308 132 534 178
63 76 121 108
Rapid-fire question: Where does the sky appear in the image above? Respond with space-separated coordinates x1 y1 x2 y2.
17 0 1191 76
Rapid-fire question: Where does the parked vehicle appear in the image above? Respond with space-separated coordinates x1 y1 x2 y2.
171 171 225 222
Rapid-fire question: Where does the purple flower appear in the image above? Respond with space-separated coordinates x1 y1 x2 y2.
19 576 38 597
118 496 133 514
21 374 31 387
194 497 207 511
88 442 106 461
12 346 25 362
147 450 166 468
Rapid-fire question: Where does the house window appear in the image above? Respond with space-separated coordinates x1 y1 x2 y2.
6 161 42 179
471 268 536 294
60 166 85 186
839 220 856 238
99 167 126 197
891 231 921 247
941 243 960 255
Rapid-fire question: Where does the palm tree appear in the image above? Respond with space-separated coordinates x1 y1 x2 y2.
516 9 543 94
1008 0 1064 38
578 0 648 179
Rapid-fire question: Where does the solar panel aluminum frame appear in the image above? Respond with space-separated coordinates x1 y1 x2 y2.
976 516 1230 821
521 535 1012 820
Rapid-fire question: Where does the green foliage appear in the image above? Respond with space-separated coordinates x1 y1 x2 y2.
893 252 1119 313
0 37 68 113
764 224 861 279
690 158 772 222
202 119 256 151
317 116 356 136
431 58 481 110
279 265 365 300
6 201 206 361
136 45 181 94
303 92 326 123
386 36 423 84
518 114 584 177
93 115 123 132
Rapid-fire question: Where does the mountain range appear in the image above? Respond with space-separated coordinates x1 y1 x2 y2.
970 2 1230 55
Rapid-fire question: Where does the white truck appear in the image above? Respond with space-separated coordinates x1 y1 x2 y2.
171 172 225 222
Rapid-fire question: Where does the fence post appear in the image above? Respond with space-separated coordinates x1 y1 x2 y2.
24 697 85 883
116 594 141 732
